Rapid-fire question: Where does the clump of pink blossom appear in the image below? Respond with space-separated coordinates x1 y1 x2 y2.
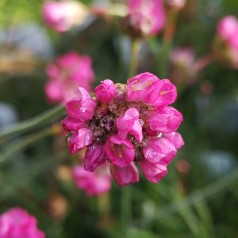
0 207 45 238
124 0 166 37
214 16 238 68
73 164 111 196
62 73 184 186
42 1 89 32
45 52 95 103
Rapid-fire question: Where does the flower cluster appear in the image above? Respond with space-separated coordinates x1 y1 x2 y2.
42 1 89 32
123 0 166 37
62 72 184 186
45 52 95 103
73 164 111 196
0 207 45 238
214 16 238 68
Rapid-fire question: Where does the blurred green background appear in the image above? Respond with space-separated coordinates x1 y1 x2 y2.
0 0 238 237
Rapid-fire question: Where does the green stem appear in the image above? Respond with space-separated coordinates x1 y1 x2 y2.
0 127 55 164
121 186 132 232
155 167 238 220
0 104 65 140
159 10 178 77
129 39 141 77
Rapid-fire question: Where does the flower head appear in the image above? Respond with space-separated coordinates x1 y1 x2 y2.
0 207 45 238
45 52 95 103
42 1 89 32
63 72 184 186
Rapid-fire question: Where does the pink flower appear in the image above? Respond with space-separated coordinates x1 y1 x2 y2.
116 108 143 142
0 207 45 238
73 165 111 196
104 136 135 167
139 160 168 183
66 87 96 121
148 106 183 133
95 80 116 103
127 72 177 107
110 163 139 186
45 52 95 103
63 72 183 186
68 128 93 154
42 1 89 32
127 0 166 36
84 144 107 172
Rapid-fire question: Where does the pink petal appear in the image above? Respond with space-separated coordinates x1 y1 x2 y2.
116 108 143 142
139 160 168 183
104 135 135 167
143 137 176 165
110 163 139 186
148 106 183 133
84 144 107 172
68 128 93 154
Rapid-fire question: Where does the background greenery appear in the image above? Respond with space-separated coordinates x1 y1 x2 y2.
0 0 238 237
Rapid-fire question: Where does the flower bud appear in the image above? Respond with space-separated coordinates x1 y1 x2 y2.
95 80 116 103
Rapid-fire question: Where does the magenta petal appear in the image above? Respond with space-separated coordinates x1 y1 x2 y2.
139 160 168 183
151 79 177 107
61 116 85 131
116 108 143 142
163 132 185 150
84 144 107 172
148 106 183 133
127 73 177 107
68 128 93 154
143 137 176 164
95 79 116 103
104 135 135 167
110 163 139 186
66 93 96 121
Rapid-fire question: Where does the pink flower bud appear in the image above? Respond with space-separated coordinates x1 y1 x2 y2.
73 165 111 196
127 72 177 107
0 207 45 238
104 135 135 167
61 116 85 131
139 160 168 183
148 106 183 133
95 79 116 103
84 144 107 172
66 87 96 121
217 16 238 44
116 108 143 142
110 163 139 186
143 137 177 165
68 128 93 154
